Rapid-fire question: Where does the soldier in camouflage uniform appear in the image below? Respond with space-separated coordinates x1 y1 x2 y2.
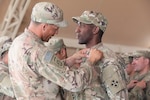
127 50 150 100
66 11 128 100
0 36 15 100
45 38 67 60
120 53 135 83
120 53 139 93
125 58 135 82
8 2 103 100
45 38 68 100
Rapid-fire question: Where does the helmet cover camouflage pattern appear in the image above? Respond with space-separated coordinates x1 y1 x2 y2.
45 38 66 54
72 11 108 32
31 2 67 27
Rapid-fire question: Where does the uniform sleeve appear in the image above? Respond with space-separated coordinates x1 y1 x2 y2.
38 51 93 92
102 60 128 99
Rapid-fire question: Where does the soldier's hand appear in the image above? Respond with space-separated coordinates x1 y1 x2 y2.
65 48 88 67
127 80 138 90
136 80 146 89
87 49 103 65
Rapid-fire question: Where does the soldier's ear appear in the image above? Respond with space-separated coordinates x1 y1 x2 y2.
144 57 150 65
60 48 66 57
93 26 99 35
41 24 47 32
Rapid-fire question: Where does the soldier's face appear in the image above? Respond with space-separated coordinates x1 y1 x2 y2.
75 22 94 44
55 48 67 60
126 64 134 75
42 24 59 42
132 57 146 72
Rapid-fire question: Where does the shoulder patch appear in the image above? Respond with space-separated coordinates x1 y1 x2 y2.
102 65 126 94
43 51 64 67
44 51 53 63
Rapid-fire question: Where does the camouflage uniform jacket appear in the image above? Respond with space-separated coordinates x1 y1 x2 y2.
0 61 15 99
129 71 150 100
66 43 128 100
0 93 15 100
8 29 94 100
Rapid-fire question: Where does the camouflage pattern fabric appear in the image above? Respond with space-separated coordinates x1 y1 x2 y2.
72 11 107 33
8 29 95 100
31 2 67 27
129 71 150 100
0 36 15 99
0 61 15 99
0 36 12 57
44 38 66 54
65 43 128 100
146 81 150 100
0 93 15 100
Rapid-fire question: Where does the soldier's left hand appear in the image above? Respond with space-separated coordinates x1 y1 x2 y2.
65 48 88 67
87 49 103 65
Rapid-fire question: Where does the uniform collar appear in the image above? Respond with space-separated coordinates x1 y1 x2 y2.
24 28 44 45
91 42 103 49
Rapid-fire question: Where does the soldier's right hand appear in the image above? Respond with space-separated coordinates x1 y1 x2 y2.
127 80 138 90
136 80 146 89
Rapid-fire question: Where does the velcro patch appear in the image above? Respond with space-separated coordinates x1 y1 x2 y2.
44 51 53 63
102 65 125 94
44 51 64 67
